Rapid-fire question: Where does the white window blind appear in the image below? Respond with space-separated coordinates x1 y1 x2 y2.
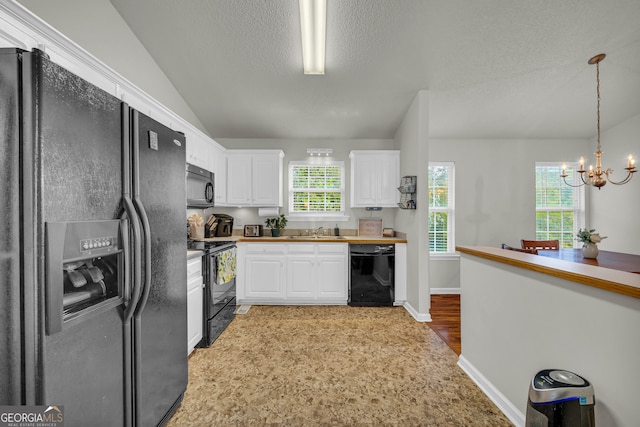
428 162 455 254
289 161 345 215
535 162 585 248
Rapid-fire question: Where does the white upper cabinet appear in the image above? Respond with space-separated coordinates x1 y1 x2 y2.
226 153 253 205
350 150 400 207
252 153 283 206
186 135 211 170
226 150 284 207
210 143 227 206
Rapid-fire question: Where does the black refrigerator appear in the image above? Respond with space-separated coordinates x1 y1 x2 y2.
0 48 188 426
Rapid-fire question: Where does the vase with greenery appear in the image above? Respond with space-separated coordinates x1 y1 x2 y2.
265 214 288 237
576 228 606 259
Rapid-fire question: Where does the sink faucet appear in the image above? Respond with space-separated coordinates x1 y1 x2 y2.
314 226 324 238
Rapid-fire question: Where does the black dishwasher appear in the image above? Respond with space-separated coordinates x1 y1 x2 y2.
349 244 395 306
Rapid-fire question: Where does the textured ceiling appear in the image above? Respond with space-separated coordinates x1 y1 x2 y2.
107 0 640 139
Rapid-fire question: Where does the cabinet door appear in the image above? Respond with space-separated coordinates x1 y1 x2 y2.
376 152 400 206
245 256 285 298
185 138 198 167
286 256 316 299
186 276 203 354
316 255 348 299
226 154 252 205
350 151 399 207
211 145 227 205
186 136 210 169
351 154 377 207
252 154 282 206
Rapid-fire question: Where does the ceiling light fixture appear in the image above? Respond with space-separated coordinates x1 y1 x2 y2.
562 53 636 189
299 0 326 75
307 148 332 156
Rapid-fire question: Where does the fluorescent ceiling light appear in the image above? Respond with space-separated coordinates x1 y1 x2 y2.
299 0 326 75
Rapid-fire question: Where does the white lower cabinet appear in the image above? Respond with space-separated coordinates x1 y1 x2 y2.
287 255 316 299
238 242 348 304
316 254 348 300
242 244 287 300
245 256 286 298
186 255 204 355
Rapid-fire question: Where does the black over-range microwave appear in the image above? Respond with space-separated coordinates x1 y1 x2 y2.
186 163 215 208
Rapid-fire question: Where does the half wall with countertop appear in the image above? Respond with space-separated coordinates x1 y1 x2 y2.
457 245 639 426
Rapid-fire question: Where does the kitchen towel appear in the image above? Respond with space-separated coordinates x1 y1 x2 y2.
216 247 237 286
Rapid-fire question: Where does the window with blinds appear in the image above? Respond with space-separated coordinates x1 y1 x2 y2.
535 162 585 248
429 162 455 254
289 162 345 215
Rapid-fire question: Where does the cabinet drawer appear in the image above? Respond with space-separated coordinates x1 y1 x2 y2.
286 243 315 254
187 257 202 280
317 243 348 255
245 243 286 254
188 275 203 292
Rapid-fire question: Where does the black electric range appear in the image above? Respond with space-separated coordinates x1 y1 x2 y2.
188 239 237 347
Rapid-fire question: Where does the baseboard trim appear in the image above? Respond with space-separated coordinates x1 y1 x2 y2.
403 302 432 322
430 287 460 295
457 355 525 427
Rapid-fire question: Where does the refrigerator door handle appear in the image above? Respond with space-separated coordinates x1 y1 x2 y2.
130 109 152 318
121 103 143 323
132 198 152 317
121 196 142 322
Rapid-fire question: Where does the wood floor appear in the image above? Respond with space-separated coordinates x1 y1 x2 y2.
428 294 461 355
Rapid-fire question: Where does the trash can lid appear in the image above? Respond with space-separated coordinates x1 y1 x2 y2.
529 369 595 405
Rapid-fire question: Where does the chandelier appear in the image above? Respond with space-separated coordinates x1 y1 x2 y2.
561 53 636 189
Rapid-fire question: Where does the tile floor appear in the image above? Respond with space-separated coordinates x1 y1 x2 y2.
167 305 512 426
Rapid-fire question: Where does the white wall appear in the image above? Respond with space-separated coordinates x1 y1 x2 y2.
393 91 430 319
17 0 208 135
428 137 587 291
211 138 397 232
588 113 640 255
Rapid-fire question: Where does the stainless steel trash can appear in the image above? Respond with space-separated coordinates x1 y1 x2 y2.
526 369 595 427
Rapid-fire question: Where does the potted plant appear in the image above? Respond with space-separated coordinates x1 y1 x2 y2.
265 214 288 237
576 228 607 259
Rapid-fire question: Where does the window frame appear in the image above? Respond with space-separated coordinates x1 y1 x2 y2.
428 162 456 255
535 162 585 248
287 160 347 221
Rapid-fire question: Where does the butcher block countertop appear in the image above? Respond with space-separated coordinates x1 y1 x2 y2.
457 245 640 299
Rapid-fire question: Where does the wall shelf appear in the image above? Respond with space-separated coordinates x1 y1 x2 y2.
397 176 416 209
